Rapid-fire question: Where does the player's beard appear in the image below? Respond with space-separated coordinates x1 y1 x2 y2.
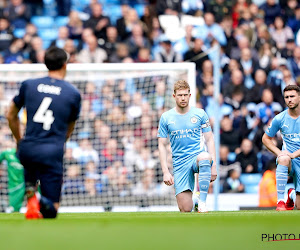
176 100 189 108
288 102 299 110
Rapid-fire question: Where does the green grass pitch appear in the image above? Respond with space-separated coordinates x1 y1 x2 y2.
0 211 300 250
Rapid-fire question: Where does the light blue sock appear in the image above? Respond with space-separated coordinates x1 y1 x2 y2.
276 164 288 201
198 160 211 203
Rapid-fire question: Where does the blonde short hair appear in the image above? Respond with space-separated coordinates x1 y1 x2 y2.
173 80 190 94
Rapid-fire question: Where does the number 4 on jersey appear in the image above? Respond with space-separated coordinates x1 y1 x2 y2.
33 97 55 130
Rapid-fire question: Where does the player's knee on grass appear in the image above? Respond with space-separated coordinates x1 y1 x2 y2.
277 155 291 167
178 204 193 213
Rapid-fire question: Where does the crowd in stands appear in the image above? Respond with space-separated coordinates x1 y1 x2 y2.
1 0 300 199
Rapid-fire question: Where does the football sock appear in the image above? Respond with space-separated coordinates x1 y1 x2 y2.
40 196 57 218
276 164 288 202
198 160 211 203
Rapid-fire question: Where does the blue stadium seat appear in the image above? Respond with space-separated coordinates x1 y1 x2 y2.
244 184 259 194
103 5 122 26
240 173 262 185
31 16 55 29
13 28 26 38
55 16 69 28
134 4 145 17
42 40 52 49
38 28 58 41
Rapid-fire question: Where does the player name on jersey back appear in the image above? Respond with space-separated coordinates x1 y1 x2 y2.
37 84 61 95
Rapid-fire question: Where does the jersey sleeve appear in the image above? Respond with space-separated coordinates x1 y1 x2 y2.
200 110 212 133
157 114 168 138
13 81 26 109
265 116 280 137
69 92 81 122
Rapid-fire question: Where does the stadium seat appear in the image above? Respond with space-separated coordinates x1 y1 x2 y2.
134 4 145 17
240 173 262 194
38 28 58 41
55 16 69 28
31 16 55 29
103 5 122 26
42 40 52 50
240 173 262 185
244 184 259 194
13 28 26 38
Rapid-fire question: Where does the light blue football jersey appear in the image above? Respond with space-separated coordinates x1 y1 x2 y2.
266 110 300 154
157 107 211 169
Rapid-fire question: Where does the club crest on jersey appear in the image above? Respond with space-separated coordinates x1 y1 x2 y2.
190 117 198 124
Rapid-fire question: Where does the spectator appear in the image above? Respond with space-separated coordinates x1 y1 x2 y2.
289 46 300 79
270 16 294 51
259 161 277 207
232 0 249 28
132 168 159 196
4 0 30 29
287 3 300 33
154 35 182 62
239 47 259 89
156 0 182 16
256 88 282 125
101 26 119 59
27 36 44 63
259 0 281 27
281 38 296 60
220 116 242 153
66 10 84 40
206 0 232 24
116 4 130 40
3 38 24 64
100 138 124 169
231 36 259 61
223 169 244 193
0 17 13 53
63 39 78 63
84 3 110 39
245 69 268 104
194 12 227 48
72 138 99 166
56 0 71 16
50 26 69 49
77 34 107 63
125 22 151 60
184 37 209 71
218 145 241 189
181 0 204 16
109 42 130 63
135 47 152 62
236 138 258 173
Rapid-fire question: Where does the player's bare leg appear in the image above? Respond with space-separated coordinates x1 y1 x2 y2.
176 190 193 212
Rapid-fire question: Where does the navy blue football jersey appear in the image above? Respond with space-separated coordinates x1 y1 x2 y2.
14 76 81 167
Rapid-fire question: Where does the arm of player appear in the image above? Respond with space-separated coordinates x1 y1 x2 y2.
204 130 217 182
158 137 174 186
6 101 22 144
262 133 283 157
289 148 300 159
66 121 76 141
